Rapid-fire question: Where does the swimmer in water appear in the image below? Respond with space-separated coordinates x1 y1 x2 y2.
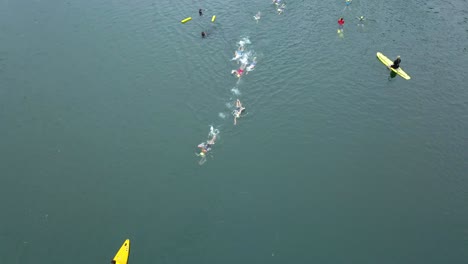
344 0 352 10
232 50 243 61
196 126 219 164
198 134 216 155
338 17 345 31
233 45 246 62
273 0 281 6
236 46 245 54
277 4 285 14
231 67 245 78
254 11 261 22
356 16 365 27
199 9 203 16
233 99 246 125
232 61 247 77
201 31 206 38
246 57 257 73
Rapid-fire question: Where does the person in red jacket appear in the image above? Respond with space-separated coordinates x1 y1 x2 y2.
338 17 345 30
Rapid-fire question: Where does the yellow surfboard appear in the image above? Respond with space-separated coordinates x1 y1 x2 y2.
112 239 130 264
376 52 411 80
211 15 216 22
181 17 192 24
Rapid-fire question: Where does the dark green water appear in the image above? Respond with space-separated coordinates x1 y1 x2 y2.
1 0 467 263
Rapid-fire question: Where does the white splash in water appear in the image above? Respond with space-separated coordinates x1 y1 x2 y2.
238 37 251 47
231 87 241 95
209 126 220 137
218 112 226 119
239 57 249 65
254 12 261 21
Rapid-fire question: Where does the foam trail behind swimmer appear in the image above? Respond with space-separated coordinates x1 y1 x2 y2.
231 87 241 95
209 126 219 137
238 51 251 66
239 56 249 65
238 37 251 47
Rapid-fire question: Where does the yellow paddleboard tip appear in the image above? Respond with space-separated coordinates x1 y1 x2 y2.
181 17 192 24
211 15 216 22
112 239 130 264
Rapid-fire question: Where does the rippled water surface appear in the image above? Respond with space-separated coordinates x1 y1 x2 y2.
1 0 467 263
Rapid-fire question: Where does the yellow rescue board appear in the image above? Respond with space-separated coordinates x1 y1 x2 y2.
376 52 411 80
112 239 130 264
211 15 216 22
181 17 192 24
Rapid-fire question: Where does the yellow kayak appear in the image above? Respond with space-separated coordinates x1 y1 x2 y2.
112 239 130 264
376 52 411 80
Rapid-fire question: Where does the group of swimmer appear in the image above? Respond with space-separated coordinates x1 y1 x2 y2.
336 16 365 32
198 9 208 38
197 126 218 165
229 39 253 127
336 0 403 73
231 44 257 78
196 0 408 164
273 0 286 14
196 39 252 164
195 1 294 164
337 0 360 32
196 98 245 164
